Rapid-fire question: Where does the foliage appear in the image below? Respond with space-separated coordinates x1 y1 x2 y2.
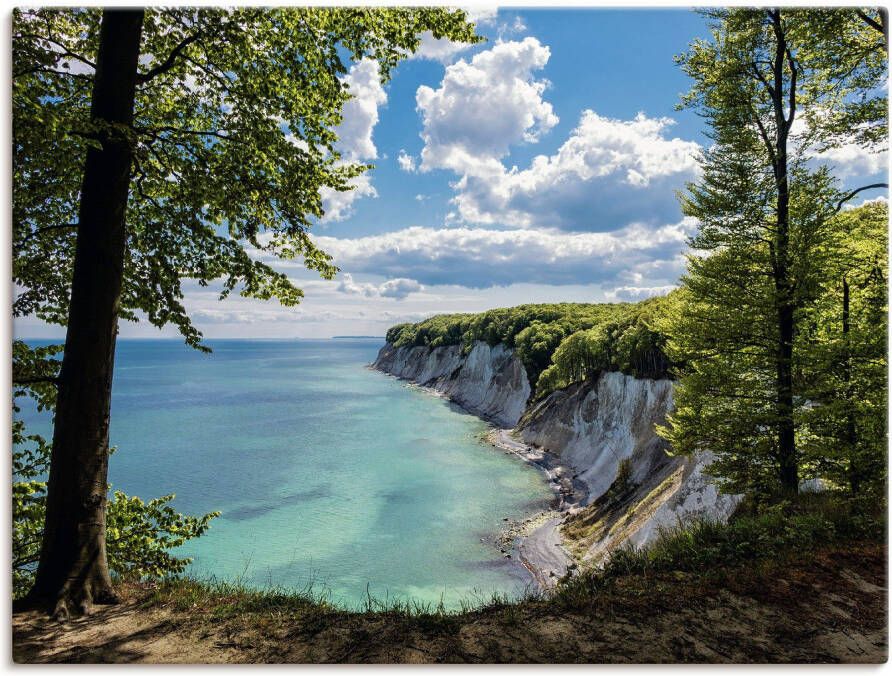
13 7 481 349
555 493 884 595
106 492 220 581
795 8 888 152
385 297 674 396
13 434 219 598
797 201 888 498
660 8 887 497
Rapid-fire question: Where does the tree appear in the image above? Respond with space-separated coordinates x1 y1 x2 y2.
13 7 479 617
797 201 888 499
662 8 887 497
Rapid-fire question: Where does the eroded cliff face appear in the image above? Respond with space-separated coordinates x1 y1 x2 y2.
516 372 739 564
373 342 739 567
518 373 676 502
373 341 530 428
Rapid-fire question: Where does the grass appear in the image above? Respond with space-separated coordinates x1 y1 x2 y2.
139 572 545 628
553 491 885 609
119 492 886 627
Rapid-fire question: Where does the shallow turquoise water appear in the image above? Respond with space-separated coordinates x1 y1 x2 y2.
17 339 553 609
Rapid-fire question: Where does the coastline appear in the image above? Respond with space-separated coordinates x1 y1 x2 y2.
485 428 581 588
370 362 581 590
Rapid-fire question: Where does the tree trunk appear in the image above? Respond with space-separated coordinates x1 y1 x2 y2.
841 275 860 494
28 9 144 620
770 9 799 494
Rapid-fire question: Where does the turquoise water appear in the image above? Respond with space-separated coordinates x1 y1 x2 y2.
17 339 553 609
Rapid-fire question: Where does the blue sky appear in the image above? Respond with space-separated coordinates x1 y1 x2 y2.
17 7 888 340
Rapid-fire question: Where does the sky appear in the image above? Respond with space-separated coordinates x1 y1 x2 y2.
16 7 889 341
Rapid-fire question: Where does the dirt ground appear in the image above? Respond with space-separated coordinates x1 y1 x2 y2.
12 544 888 664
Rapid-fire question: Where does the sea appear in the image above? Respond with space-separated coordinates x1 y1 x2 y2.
15 338 554 609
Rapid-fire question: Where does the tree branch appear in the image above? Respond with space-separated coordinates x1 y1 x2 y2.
137 32 202 84
14 223 78 251
14 376 59 386
834 183 889 214
856 9 888 51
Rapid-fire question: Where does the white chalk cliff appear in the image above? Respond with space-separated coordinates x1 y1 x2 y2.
372 341 740 567
373 341 530 428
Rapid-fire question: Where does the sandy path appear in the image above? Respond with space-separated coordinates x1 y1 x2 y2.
517 516 572 587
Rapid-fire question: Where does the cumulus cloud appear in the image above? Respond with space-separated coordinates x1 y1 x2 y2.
337 273 424 300
792 113 889 179
406 7 498 63
312 220 696 289
320 174 378 223
379 278 425 299
414 36 700 231
397 149 417 172
815 142 888 178
416 37 559 175
409 32 476 64
452 110 702 230
321 59 387 222
336 59 387 161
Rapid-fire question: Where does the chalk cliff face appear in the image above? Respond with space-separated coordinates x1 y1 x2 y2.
373 341 530 428
373 342 739 566
518 373 675 502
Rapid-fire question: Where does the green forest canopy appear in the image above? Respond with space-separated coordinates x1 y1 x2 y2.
385 293 674 397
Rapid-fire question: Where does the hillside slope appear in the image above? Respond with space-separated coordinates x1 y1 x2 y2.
13 544 886 663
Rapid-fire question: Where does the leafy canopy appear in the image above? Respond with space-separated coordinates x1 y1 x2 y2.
385 296 675 398
13 7 481 349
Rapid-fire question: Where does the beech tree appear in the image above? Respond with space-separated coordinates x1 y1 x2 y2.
661 8 888 497
12 7 479 617
798 201 888 499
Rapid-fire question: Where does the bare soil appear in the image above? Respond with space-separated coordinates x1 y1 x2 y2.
12 544 887 664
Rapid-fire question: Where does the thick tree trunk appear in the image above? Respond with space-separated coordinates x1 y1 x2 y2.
775 147 796 492
28 9 144 619
770 9 799 494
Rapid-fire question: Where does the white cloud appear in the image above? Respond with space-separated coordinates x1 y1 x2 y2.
409 32 476 64
337 273 424 300
379 278 424 299
397 149 417 173
312 219 697 288
414 37 699 231
842 194 888 211
606 285 677 301
321 59 387 222
335 59 387 161
451 110 702 230
792 113 889 179
815 143 888 178
405 7 498 64
320 174 378 223
416 37 559 175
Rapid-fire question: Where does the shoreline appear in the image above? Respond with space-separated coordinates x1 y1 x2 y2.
485 428 582 588
369 362 581 590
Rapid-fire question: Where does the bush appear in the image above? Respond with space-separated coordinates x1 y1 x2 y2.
599 493 883 579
